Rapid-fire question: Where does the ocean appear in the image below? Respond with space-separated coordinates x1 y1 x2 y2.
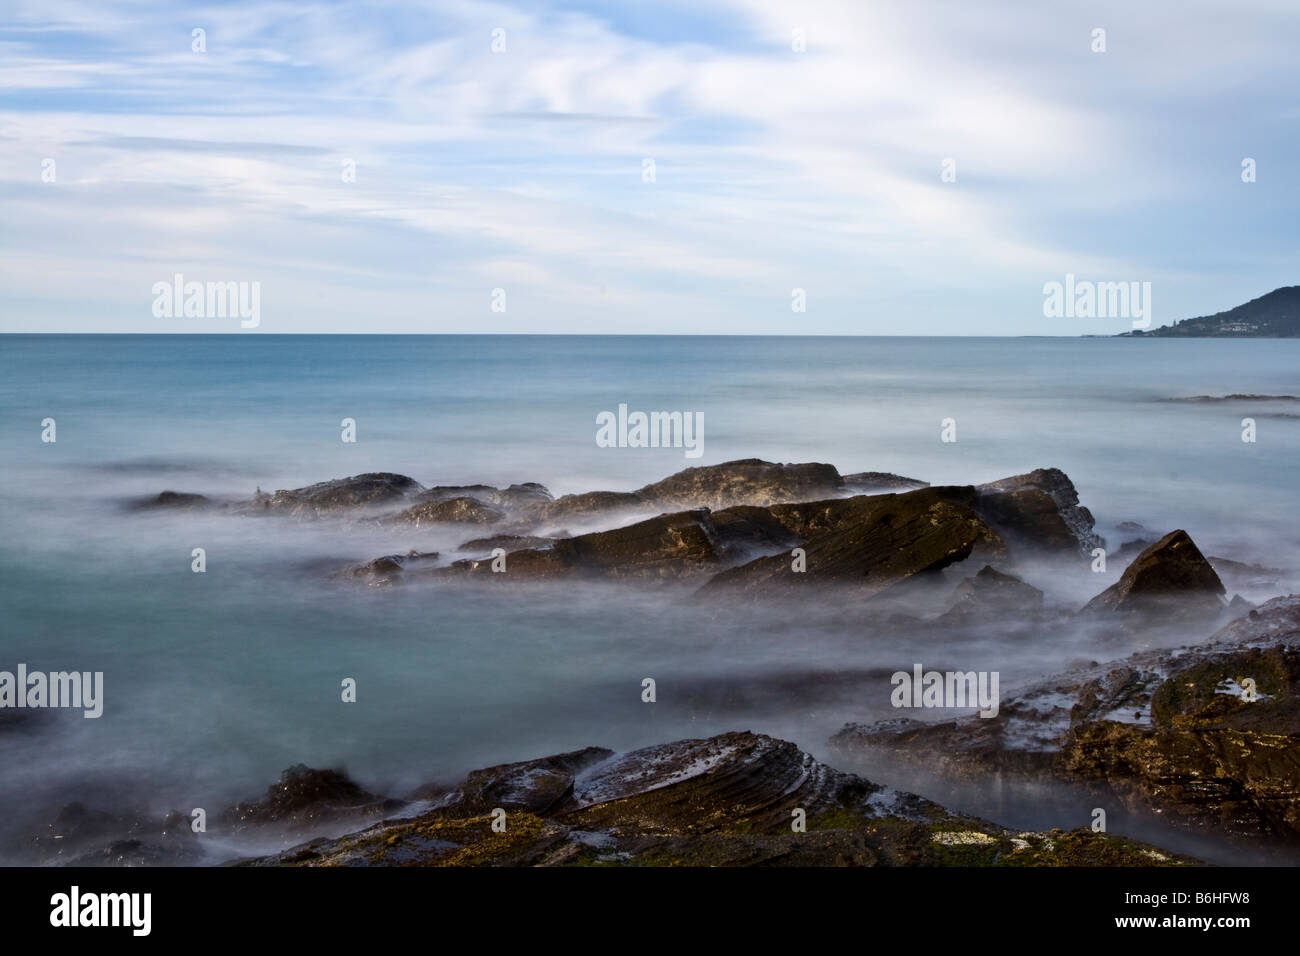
1 334 1297 863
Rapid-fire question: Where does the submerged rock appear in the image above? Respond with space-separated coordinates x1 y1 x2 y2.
342 550 440 587
130 490 211 510
457 534 557 553
941 565 1044 622
223 764 400 830
29 803 202 866
238 732 1194 867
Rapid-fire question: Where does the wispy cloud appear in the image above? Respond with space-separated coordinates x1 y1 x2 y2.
1 0 1297 333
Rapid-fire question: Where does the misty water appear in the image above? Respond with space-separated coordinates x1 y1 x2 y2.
1 334 1297 864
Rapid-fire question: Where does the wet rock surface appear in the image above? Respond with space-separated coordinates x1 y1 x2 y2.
26 803 203 867
832 596 1300 845
237 732 1194 867
222 764 402 830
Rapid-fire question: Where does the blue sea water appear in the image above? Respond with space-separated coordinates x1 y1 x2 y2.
0 334 1297 862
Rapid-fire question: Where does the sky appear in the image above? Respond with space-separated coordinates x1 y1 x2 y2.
1 0 1297 334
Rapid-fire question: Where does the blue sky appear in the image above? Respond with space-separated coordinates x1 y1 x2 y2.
1 0 1296 334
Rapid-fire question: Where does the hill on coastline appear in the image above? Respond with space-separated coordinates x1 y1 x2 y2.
1119 286 1300 337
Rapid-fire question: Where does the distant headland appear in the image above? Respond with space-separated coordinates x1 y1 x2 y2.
1118 286 1300 337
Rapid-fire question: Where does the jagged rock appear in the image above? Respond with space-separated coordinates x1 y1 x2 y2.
1081 530 1226 620
976 467 1103 554
635 459 844 510
833 595 1300 844
237 732 1195 867
941 565 1044 622
392 497 505 525
842 472 930 493
223 765 400 830
253 473 423 518
699 491 1003 598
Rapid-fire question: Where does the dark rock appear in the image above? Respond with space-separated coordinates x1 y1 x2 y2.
457 535 556 553
442 747 613 815
976 467 1103 554
700 491 1003 598
842 472 930 492
941 565 1044 622
392 497 505 525
1210 556 1284 591
223 764 397 830
1115 538 1156 561
834 595 1300 844
445 509 724 580
255 473 423 518
130 490 210 510
420 482 553 511
240 732 1195 867
530 491 650 524
1081 530 1226 621
634 458 844 510
30 803 201 866
343 550 440 587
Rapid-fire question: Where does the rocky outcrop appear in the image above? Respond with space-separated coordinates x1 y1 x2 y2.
238 732 1194 867
252 473 424 518
635 459 845 510
391 497 505 525
832 595 1300 845
1081 530 1226 621
440 509 724 581
419 482 553 511
976 467 1103 554
530 490 650 524
699 491 1003 598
